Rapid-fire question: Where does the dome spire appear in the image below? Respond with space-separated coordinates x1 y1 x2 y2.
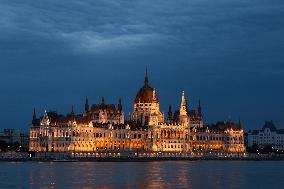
144 67 149 86
134 67 159 104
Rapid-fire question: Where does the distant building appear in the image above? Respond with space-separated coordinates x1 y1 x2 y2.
29 70 245 154
247 121 284 150
0 129 20 144
0 129 29 151
20 133 30 151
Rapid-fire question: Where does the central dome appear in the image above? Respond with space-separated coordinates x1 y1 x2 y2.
134 70 159 103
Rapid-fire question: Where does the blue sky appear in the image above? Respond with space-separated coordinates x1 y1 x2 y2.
0 0 284 131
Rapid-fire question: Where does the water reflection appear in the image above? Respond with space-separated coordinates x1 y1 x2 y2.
0 161 284 189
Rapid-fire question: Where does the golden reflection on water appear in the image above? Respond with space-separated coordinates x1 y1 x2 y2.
27 161 195 189
141 162 169 189
21 161 274 189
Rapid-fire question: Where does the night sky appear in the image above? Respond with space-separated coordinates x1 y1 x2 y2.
0 0 284 131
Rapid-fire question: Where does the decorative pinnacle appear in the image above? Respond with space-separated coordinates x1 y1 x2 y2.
33 108 36 120
180 91 187 116
85 96 89 112
144 67 149 86
198 99 202 116
71 105 74 114
118 97 122 111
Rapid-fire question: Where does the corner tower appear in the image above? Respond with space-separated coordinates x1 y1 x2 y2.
179 91 189 125
131 69 164 126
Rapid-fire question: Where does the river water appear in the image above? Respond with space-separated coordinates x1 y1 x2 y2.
0 161 283 189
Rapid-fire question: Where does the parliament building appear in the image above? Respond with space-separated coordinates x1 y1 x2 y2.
29 71 245 156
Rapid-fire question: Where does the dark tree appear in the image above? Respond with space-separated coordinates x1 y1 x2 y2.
0 140 8 151
247 143 260 153
263 145 273 154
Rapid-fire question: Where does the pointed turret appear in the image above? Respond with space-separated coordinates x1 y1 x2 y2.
43 110 48 121
118 97 122 112
198 99 202 117
180 91 187 116
33 108 37 121
70 105 76 122
167 105 173 122
238 118 242 129
32 108 37 126
41 110 50 126
71 105 74 115
179 91 189 125
152 89 158 102
227 115 232 123
85 96 89 113
102 97 105 105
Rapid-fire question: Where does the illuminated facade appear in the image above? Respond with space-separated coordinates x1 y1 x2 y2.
29 71 245 154
131 70 164 126
191 122 245 152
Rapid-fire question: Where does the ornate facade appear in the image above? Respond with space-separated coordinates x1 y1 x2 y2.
131 70 164 126
29 71 245 155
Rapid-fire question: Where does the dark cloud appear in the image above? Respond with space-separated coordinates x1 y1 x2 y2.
0 0 284 131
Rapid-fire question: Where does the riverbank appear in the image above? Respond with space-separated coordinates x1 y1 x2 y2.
1 156 284 162
1 151 284 162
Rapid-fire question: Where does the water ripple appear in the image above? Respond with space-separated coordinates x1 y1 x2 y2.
0 161 284 189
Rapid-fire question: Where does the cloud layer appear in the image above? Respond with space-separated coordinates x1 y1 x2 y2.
0 0 284 130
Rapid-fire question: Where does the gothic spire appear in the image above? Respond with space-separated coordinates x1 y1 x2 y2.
41 110 50 126
144 67 149 86
32 108 37 126
180 91 187 116
85 96 89 113
238 118 242 129
118 97 122 112
71 105 74 115
102 96 105 104
168 105 173 121
33 108 37 121
198 99 202 116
